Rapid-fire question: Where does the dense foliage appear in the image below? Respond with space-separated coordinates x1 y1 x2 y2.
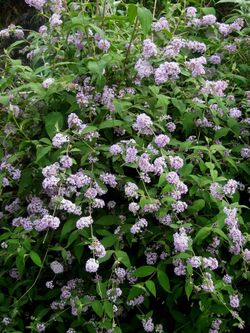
0 1 250 332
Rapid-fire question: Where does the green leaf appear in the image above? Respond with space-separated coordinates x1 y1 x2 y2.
115 250 131 268
128 4 137 22
185 279 193 300
35 146 51 163
104 301 113 318
171 98 186 113
145 280 156 297
188 199 205 213
45 112 64 138
96 215 120 225
30 251 42 267
137 7 153 35
214 128 230 139
60 217 78 240
194 227 211 244
99 120 124 129
134 266 156 277
98 250 114 264
157 264 170 292
92 300 103 317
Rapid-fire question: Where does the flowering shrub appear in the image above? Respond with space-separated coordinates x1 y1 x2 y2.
0 1 250 332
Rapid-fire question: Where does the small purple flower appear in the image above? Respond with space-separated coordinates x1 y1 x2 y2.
186 7 197 18
135 58 153 80
223 274 232 284
76 216 93 229
188 256 201 268
97 39 110 52
143 39 157 59
85 258 99 273
173 228 189 252
152 17 169 31
109 144 123 156
36 323 46 332
154 134 170 148
52 133 69 148
42 78 55 89
133 113 153 135
223 179 238 196
50 261 64 274
210 54 221 64
169 156 184 170
229 294 240 308
142 318 154 332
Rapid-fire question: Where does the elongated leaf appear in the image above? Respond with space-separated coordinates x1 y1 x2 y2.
30 251 42 267
134 266 156 277
157 264 170 292
137 7 153 35
45 112 64 138
145 280 156 297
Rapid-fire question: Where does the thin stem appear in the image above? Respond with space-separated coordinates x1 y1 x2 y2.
124 16 138 65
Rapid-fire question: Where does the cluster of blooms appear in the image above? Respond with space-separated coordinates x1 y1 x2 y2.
201 80 228 97
217 18 244 37
0 25 24 39
130 218 148 234
152 17 169 31
224 207 247 255
0 156 21 187
210 179 238 199
186 56 206 77
154 61 180 85
25 0 47 11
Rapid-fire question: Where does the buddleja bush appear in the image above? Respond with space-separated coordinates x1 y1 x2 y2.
0 0 250 332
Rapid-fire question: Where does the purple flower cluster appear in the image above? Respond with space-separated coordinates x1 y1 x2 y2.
201 80 228 97
155 61 180 85
173 228 189 252
152 17 169 31
25 0 46 11
130 218 148 234
186 56 206 77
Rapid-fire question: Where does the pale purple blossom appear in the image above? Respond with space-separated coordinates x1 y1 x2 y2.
142 318 154 332
100 172 117 188
169 156 184 170
85 258 99 273
135 58 153 80
154 134 170 148
229 108 242 119
76 216 93 229
173 228 189 252
25 0 46 11
49 13 62 28
230 294 240 308
133 113 153 135
50 261 64 274
155 61 180 85
130 218 148 234
186 56 206 77
223 179 238 196
152 17 169 31
188 256 201 268
52 133 69 148
143 39 157 59
42 78 54 89
186 7 197 18
109 144 123 155
210 54 221 64
201 80 228 97
97 39 110 52
125 146 138 163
